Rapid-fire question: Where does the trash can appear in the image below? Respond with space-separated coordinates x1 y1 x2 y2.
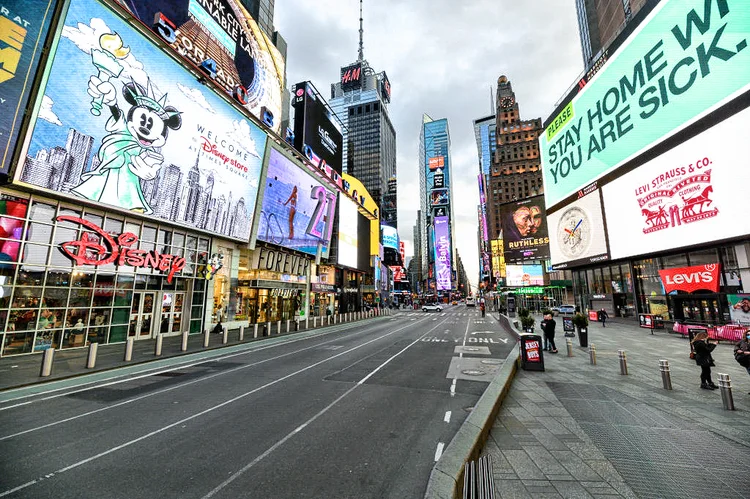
519 334 544 371
578 326 588 348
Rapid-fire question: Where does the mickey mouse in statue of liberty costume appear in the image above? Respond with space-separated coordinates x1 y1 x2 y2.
73 77 182 214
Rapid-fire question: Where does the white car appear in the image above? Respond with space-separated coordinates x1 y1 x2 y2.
423 303 442 312
466 297 476 307
557 304 576 315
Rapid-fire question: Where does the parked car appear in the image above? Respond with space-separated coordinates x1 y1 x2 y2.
466 297 476 307
557 304 576 315
423 303 442 312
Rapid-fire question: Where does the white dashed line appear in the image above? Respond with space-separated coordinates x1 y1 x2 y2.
444 411 451 423
434 442 445 462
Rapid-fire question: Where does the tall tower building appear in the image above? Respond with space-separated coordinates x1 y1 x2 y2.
575 0 649 68
487 76 543 240
329 0 397 227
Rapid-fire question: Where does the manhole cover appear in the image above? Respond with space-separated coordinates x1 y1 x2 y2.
481 360 502 365
461 369 485 376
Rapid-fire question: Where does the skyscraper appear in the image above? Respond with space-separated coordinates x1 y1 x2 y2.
329 0 397 228
575 0 649 68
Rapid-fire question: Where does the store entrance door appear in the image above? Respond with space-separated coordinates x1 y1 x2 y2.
160 292 185 335
129 292 157 340
673 295 723 324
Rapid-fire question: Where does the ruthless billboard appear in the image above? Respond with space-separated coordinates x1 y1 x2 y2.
548 185 609 269
17 0 267 242
254 146 337 256
499 196 550 264
541 0 750 207
292 82 343 173
602 104 750 260
337 196 358 269
0 0 57 175
434 215 452 291
118 0 285 131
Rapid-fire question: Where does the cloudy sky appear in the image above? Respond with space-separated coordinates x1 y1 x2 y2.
276 0 584 292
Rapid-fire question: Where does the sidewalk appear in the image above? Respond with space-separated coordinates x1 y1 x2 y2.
482 316 750 499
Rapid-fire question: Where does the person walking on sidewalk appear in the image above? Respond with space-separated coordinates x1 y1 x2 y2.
734 329 750 394
692 331 719 390
540 313 558 353
599 308 609 328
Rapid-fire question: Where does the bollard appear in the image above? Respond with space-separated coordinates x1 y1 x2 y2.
86 342 98 369
40 348 55 377
254 323 259 339
588 343 597 365
155 334 163 356
659 359 672 390
239 325 245 341
305 317 309 329
566 338 574 357
277 321 281 335
334 314 338 324
203 329 210 348
286 320 291 333
266 322 271 336
313 316 318 328
125 337 134 361
181 331 189 351
718 373 735 411
222 326 228 345
618 349 628 375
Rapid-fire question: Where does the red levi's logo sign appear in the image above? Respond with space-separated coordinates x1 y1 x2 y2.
659 264 720 294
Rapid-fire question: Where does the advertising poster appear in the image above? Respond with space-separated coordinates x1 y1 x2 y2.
381 224 398 250
255 146 337 257
118 0 285 132
603 104 750 260
292 81 343 173
540 0 750 207
430 189 449 207
728 294 750 325
548 186 609 269
337 196 358 269
0 194 29 266
505 264 543 286
434 216 452 291
0 0 57 175
499 195 550 264
16 0 267 242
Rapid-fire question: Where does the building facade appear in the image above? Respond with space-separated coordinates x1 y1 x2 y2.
575 0 650 68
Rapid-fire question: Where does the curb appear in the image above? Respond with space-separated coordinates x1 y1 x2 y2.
424 315 521 499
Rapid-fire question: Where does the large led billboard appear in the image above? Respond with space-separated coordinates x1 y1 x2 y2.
434 216 452 291
602 103 750 260
548 185 609 269
499 195 550 264
254 146 337 256
118 0 285 132
337 196 358 269
340 63 362 91
1 1 57 176
382 224 398 250
540 0 750 208
506 264 544 286
17 0 268 242
292 81 344 173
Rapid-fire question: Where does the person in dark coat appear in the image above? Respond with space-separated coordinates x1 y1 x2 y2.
692 331 718 390
599 308 609 327
540 313 558 353
734 329 750 394
212 320 224 335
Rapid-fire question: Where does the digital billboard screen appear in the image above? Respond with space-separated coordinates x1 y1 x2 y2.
499 195 550 264
337 196 358 268
602 103 750 261
381 224 398 250
548 185 609 269
16 0 268 242
540 0 750 208
340 62 362 91
0 0 57 175
254 146 337 256
434 216 452 291
380 72 391 103
118 0 285 132
505 264 544 287
430 189 449 207
292 82 343 173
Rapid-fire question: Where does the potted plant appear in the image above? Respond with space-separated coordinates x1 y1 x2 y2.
572 313 589 347
518 308 530 319
520 314 535 333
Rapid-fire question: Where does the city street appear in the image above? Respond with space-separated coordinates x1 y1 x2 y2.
0 306 515 499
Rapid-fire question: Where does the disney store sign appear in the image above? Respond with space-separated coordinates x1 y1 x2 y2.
57 216 186 282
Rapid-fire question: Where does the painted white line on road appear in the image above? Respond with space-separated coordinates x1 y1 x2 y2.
434 442 445 462
358 326 439 385
450 379 456 397
444 411 451 423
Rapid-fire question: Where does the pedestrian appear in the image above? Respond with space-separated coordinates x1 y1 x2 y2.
540 313 558 353
480 301 486 317
734 329 750 394
599 308 609 327
691 331 719 390
212 320 223 335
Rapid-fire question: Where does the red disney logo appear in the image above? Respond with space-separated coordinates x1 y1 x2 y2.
57 216 186 283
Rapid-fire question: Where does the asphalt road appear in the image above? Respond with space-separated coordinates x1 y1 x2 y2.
0 306 515 499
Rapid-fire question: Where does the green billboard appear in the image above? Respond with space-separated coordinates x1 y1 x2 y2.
541 0 750 207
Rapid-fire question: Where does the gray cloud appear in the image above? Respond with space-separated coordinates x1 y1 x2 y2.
276 0 583 291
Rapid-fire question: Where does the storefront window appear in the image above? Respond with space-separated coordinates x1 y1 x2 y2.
212 246 233 323
688 248 718 266
602 267 612 294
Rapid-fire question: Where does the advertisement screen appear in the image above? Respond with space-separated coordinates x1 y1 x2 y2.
340 63 362 91
499 195 550 264
17 0 268 242
491 239 506 280
255 146 337 256
1 0 57 175
430 189 449 206
505 264 544 286
382 224 398 250
434 216 452 291
118 0 285 132
728 294 750 325
428 156 444 170
0 194 29 264
292 82 343 173
380 72 391 103
548 186 609 269
540 0 750 207
602 104 750 260
337 196 358 268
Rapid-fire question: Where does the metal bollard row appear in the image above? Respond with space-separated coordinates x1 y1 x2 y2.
618 349 628 375
659 359 672 390
718 373 735 411
566 338 574 357
588 343 597 365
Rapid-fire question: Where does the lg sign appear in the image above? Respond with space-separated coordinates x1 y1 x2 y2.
659 264 720 293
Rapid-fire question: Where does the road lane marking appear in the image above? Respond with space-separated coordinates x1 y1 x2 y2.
434 442 445 461
444 411 451 423
450 379 456 397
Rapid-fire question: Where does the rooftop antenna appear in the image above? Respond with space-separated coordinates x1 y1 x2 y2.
358 0 364 61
